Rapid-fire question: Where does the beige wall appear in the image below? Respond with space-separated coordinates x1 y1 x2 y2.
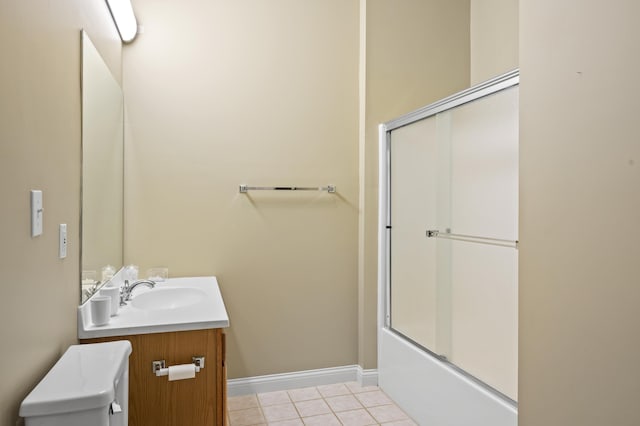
123 0 360 379
0 1 121 425
519 0 640 424
124 0 471 378
470 0 518 85
360 0 470 368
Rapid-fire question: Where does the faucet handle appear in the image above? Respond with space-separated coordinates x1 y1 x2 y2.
119 281 130 306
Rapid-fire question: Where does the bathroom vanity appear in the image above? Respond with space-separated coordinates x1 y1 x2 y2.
78 276 229 426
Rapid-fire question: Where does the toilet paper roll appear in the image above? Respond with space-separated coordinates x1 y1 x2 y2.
168 364 196 381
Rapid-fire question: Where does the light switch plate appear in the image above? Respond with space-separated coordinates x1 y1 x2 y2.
30 190 43 237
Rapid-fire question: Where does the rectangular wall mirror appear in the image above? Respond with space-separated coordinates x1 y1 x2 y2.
80 30 124 303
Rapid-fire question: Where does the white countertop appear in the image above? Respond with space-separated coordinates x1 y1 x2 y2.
78 276 229 339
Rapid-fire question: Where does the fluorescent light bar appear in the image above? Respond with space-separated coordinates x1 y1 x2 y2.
105 0 138 43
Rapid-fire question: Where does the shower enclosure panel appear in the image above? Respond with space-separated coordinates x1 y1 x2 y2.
379 70 519 426
389 117 440 352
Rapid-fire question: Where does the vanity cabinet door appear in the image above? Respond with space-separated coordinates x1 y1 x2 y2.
82 328 226 426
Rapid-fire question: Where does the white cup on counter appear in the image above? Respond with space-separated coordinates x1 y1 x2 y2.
99 286 120 316
90 296 111 326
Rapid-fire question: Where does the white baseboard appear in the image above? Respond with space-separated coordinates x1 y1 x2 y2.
357 366 378 388
227 365 378 397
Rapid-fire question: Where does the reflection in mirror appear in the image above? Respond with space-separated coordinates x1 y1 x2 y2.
80 30 124 303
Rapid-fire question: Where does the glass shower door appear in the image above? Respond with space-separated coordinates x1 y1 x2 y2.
388 86 519 401
389 114 450 356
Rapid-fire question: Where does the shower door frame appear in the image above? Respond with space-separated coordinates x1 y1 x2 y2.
377 69 519 426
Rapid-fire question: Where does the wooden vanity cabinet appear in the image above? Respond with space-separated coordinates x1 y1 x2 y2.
81 328 226 426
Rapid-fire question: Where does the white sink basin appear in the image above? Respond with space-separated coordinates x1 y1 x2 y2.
131 287 207 311
78 276 229 339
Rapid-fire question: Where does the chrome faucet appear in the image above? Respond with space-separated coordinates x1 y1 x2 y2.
120 279 156 304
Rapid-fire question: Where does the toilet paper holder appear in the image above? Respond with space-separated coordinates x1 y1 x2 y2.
152 356 205 376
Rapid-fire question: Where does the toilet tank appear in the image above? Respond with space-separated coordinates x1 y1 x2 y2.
19 341 132 426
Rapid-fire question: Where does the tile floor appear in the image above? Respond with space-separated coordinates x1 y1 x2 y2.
227 382 416 426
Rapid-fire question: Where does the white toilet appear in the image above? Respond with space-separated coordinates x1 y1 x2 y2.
19 340 132 426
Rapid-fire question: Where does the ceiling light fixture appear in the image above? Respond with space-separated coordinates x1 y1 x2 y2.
105 0 138 43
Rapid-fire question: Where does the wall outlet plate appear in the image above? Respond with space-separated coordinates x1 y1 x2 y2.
59 224 67 258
